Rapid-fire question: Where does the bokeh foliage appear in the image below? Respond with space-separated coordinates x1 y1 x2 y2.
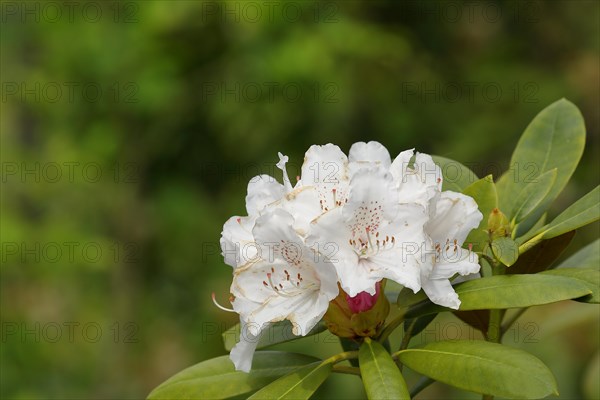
1 1 598 398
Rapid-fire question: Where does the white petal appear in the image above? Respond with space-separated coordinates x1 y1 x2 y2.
391 151 442 209
430 248 480 279
389 148 414 183
300 144 349 211
287 294 329 336
252 209 307 265
343 166 399 238
245 175 285 215
421 278 461 310
348 141 391 169
230 320 263 372
426 191 483 246
220 216 259 268
276 152 294 192
280 186 323 235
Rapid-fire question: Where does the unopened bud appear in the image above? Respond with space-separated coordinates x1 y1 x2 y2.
487 208 511 240
323 281 390 339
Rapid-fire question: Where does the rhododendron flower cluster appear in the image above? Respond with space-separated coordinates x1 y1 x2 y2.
219 141 482 371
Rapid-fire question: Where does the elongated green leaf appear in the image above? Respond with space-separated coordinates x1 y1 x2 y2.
248 361 332 399
558 239 600 269
515 212 547 245
511 168 557 223
222 321 326 351
491 237 519 266
432 156 478 192
496 99 586 222
541 186 600 240
397 341 558 399
405 274 592 318
462 175 498 251
147 352 320 400
359 338 409 399
508 231 575 275
542 268 600 303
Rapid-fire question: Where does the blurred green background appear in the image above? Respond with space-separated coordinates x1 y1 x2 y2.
1 1 599 399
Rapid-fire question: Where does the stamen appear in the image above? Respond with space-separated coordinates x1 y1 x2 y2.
365 227 374 249
211 292 236 313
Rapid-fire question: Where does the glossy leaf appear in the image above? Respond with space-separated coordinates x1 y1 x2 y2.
542 268 600 303
557 239 600 269
405 274 592 318
496 99 586 223
248 361 332 400
222 321 326 351
540 185 600 240
359 338 410 399
147 352 320 400
491 237 519 267
397 340 558 399
462 175 498 251
511 168 557 223
508 231 575 275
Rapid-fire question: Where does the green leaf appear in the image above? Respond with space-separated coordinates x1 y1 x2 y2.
222 321 326 351
508 231 575 275
496 99 586 223
147 352 320 400
462 175 498 251
359 338 410 400
557 239 600 269
491 237 519 266
248 361 332 399
511 168 557 223
542 268 600 303
431 155 478 192
396 340 558 399
404 314 437 337
405 274 592 318
541 186 600 239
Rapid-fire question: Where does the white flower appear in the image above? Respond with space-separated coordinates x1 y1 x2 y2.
421 191 483 309
307 165 429 297
229 208 338 372
389 149 443 212
221 153 318 269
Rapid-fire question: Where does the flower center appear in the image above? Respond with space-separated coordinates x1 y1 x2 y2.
262 267 317 298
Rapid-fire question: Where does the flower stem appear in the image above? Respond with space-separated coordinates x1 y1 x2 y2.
410 376 436 397
377 313 405 343
323 350 359 365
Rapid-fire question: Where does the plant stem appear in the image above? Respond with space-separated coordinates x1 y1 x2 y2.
323 350 359 365
501 307 528 334
483 263 506 400
377 313 405 343
394 318 417 372
410 376 436 397
332 365 361 376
